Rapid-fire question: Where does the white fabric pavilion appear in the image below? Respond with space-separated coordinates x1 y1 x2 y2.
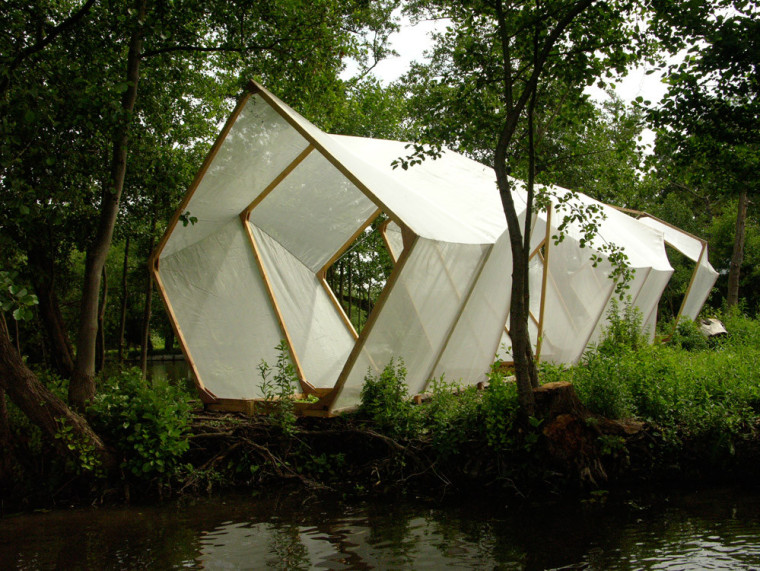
151 82 718 415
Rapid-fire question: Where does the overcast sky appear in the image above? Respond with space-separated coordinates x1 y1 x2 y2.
345 18 668 150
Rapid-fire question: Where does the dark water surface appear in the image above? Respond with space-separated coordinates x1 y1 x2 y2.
2 487 760 569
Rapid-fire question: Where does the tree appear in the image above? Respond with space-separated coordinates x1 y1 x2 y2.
0 271 115 471
1 0 402 409
647 0 760 308
400 0 640 412
0 0 401 462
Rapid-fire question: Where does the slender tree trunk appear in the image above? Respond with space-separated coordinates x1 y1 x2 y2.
0 387 11 480
0 326 116 471
140 210 157 376
28 249 75 378
347 257 353 322
70 0 146 409
727 190 748 308
164 324 174 353
118 235 130 362
339 262 344 309
96 265 108 373
491 0 593 414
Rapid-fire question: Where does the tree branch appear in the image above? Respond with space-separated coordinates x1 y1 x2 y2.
1 0 98 94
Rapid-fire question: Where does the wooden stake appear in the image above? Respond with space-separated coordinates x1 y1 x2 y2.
240 213 315 395
324 236 420 413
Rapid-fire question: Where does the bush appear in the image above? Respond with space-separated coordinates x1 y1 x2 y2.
89 368 192 484
595 296 647 356
258 340 299 436
424 377 480 459
480 365 521 451
669 318 709 351
358 360 421 439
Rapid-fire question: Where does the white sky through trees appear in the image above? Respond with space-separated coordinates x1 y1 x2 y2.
343 15 668 150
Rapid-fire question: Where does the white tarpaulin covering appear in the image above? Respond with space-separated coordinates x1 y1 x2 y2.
153 82 718 413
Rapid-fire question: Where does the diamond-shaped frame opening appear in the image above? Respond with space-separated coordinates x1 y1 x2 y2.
239 141 417 412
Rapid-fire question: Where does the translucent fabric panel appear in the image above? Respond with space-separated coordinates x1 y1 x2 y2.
681 260 719 320
629 267 673 341
250 223 354 389
159 219 282 399
637 217 704 262
537 238 617 364
383 221 404 263
432 232 513 385
550 192 672 272
254 84 503 244
635 216 718 320
250 151 378 273
331 239 489 411
163 95 309 258
332 135 508 243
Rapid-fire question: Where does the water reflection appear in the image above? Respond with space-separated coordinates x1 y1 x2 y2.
1 488 760 569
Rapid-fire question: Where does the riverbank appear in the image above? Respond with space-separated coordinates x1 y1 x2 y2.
2 310 760 511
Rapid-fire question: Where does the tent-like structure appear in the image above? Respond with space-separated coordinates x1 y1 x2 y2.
151 82 718 415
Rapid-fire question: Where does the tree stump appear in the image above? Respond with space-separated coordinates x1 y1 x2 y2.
532 381 606 486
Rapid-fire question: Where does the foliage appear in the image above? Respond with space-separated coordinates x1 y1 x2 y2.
669 318 710 351
564 309 760 459
0 270 38 322
89 368 192 483
595 296 647 356
54 418 101 476
424 377 480 459
258 340 299 436
480 365 522 451
358 360 421 439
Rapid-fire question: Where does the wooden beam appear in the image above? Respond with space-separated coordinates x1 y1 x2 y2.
240 213 316 395
535 205 552 360
242 144 315 218
323 236 420 414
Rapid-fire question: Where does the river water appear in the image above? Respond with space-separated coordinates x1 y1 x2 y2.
1 486 760 569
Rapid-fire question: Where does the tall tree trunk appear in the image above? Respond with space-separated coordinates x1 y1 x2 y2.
96 265 108 372
727 190 748 308
164 324 174 354
28 248 75 378
0 388 10 474
140 209 157 376
491 0 593 414
70 0 146 409
118 235 130 362
0 326 116 471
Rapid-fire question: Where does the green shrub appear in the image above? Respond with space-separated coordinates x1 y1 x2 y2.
669 318 709 351
89 368 192 483
259 340 299 436
358 360 420 439
595 296 647 356
480 365 521 451
424 377 480 459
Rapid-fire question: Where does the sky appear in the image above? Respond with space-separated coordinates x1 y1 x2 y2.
346 17 670 150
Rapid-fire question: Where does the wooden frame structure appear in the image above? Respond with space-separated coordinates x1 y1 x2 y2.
151 82 718 417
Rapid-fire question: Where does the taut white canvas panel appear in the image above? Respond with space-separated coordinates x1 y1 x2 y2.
153 81 719 414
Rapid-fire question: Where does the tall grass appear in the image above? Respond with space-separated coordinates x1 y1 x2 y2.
554 309 760 454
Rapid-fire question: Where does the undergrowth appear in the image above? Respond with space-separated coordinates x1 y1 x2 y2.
556 306 760 464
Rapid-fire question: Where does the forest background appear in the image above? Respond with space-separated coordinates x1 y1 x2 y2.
0 0 758 498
